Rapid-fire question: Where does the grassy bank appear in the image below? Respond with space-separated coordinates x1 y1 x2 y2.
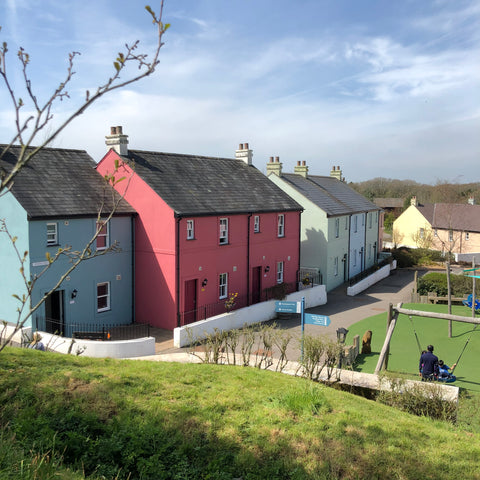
1 348 480 479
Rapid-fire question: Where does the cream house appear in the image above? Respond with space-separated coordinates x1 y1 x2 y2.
393 196 480 261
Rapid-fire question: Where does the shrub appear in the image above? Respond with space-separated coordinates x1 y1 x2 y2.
418 272 474 297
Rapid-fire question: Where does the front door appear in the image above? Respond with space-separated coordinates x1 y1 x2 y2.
45 290 65 335
251 266 262 304
183 279 197 325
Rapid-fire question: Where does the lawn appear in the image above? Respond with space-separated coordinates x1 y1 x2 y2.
346 303 480 392
1 347 480 479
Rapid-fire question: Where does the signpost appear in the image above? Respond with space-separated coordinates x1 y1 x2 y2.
275 301 301 313
304 313 331 327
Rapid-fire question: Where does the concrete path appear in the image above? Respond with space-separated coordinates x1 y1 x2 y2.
151 267 420 359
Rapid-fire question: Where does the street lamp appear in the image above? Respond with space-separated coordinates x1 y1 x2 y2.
336 327 349 369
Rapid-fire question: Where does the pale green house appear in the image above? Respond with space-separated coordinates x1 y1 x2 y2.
267 159 381 291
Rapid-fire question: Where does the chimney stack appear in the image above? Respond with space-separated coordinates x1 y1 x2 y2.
330 165 342 181
266 156 282 177
294 160 308 178
235 142 253 166
105 126 129 156
468 195 475 205
410 196 418 207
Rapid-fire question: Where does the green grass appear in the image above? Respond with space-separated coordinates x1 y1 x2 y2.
2 348 480 479
346 303 480 392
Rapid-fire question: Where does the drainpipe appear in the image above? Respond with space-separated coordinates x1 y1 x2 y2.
131 215 136 324
347 215 351 281
247 213 252 306
297 211 301 284
176 216 181 327
363 213 367 272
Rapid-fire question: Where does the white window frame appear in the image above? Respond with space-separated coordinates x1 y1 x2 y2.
219 218 228 245
335 218 339 238
277 214 285 238
187 219 194 240
353 216 358 233
47 222 58 246
449 230 454 242
345 217 348 230
334 257 338 276
254 215 260 233
96 220 109 251
219 273 228 299
276 261 284 284
97 282 110 312
466 231 470 241
419 228 425 239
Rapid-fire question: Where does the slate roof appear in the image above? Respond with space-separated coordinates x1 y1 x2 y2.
280 174 379 217
122 150 303 216
417 203 480 232
373 197 404 209
0 145 135 219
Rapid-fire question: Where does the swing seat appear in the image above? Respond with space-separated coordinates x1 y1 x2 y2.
438 375 456 383
462 294 480 311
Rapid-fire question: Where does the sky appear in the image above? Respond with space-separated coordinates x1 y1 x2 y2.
1 0 479 183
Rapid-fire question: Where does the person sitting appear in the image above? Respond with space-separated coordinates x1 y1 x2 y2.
28 332 46 351
419 345 439 381
437 359 456 382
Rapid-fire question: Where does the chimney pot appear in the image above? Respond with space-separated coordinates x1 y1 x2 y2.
110 126 116 135
302 161 306 166
297 161 301 166
239 143 244 150
244 142 249 149
275 156 280 163
332 166 335 171
269 156 274 163
337 166 340 170
106 125 129 155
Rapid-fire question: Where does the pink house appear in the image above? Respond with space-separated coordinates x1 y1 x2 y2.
97 127 303 330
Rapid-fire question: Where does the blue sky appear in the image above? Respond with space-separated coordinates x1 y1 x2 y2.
1 0 479 183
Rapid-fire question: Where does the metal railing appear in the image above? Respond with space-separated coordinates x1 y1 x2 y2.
35 317 150 340
348 257 391 287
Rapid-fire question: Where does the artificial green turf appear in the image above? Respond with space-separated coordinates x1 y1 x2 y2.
346 303 480 391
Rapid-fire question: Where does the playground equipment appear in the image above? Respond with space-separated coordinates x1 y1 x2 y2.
462 294 480 311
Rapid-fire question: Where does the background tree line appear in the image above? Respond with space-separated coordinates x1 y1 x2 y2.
349 178 480 207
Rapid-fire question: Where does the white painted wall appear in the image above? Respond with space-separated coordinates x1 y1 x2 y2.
174 284 327 347
347 261 397 296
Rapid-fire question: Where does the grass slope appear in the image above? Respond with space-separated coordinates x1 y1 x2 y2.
1 348 480 479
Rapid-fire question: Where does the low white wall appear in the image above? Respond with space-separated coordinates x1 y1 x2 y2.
174 284 327 348
2 323 32 346
347 260 397 296
3 325 155 358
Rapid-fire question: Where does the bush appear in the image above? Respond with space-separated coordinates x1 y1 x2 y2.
418 272 474 297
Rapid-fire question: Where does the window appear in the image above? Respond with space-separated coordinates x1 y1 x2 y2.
335 218 339 238
97 282 110 312
187 220 194 240
254 215 260 233
369 212 372 229
219 218 228 245
219 273 228 299
419 228 425 239
334 257 338 276
47 223 58 245
449 230 454 242
345 217 348 230
353 216 358 233
466 232 470 241
277 214 285 237
96 220 109 250
276 261 284 284
434 229 438 237
362 214 365 226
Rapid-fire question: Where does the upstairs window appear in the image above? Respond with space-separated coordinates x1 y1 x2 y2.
449 230 454 242
335 218 339 238
276 261 284 284
334 257 338 276
187 219 194 240
353 216 358 233
219 273 228 299
369 212 372 229
466 231 470 241
97 282 110 312
254 215 260 233
277 214 285 238
419 228 425 239
96 220 109 250
47 223 58 246
219 218 228 245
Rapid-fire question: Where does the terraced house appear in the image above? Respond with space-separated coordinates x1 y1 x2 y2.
97 127 303 330
0 146 136 335
267 160 381 291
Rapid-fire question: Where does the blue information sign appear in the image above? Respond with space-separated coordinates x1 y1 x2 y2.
304 313 331 326
275 301 301 313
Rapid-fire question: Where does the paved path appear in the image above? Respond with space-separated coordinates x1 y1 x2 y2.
151 268 419 359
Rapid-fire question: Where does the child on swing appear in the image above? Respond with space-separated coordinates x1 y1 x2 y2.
437 359 456 382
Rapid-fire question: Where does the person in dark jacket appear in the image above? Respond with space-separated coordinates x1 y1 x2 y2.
419 345 438 381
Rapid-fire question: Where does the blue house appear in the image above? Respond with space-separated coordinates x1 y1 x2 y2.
0 145 136 336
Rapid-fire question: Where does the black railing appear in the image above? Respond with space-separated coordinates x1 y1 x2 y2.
348 257 391 287
179 280 299 326
35 317 150 341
